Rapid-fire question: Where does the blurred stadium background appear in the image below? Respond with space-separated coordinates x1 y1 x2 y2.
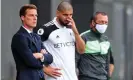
1 0 133 80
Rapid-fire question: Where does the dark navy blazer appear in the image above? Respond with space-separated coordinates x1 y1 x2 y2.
11 27 53 80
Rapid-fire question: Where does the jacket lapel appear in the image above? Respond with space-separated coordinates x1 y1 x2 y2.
19 27 39 52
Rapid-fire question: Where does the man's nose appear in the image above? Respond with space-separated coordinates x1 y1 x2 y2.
34 16 37 20
67 15 72 20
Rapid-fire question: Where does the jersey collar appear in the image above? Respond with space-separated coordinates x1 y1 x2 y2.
53 17 66 29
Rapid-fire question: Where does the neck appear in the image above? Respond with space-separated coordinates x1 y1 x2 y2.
56 18 64 27
90 25 96 32
91 29 102 37
23 24 33 31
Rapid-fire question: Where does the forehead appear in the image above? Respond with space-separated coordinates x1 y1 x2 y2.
59 9 73 14
95 14 108 21
25 9 37 14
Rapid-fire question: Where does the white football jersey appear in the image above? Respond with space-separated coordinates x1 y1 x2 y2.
37 17 78 80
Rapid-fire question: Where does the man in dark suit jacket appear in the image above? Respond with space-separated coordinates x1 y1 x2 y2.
11 4 53 80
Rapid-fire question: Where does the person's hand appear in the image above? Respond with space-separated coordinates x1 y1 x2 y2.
67 17 76 28
67 17 80 35
33 53 43 59
40 49 47 54
43 66 62 79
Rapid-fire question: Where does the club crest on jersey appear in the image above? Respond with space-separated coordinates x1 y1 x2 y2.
56 35 60 38
70 33 72 36
37 28 44 35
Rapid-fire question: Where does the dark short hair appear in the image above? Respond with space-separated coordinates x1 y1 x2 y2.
89 11 107 23
19 4 37 17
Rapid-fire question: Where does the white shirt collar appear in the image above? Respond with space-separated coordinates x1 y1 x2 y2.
22 26 33 33
53 17 66 29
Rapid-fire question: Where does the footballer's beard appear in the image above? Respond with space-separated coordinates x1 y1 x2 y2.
58 19 69 26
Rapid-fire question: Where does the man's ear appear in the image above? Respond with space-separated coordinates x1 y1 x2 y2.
91 20 95 27
21 16 24 21
56 10 59 17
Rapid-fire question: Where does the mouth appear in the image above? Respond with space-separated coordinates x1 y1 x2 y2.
33 22 37 24
65 20 70 24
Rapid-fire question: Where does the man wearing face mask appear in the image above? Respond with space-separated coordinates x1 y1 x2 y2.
76 11 114 80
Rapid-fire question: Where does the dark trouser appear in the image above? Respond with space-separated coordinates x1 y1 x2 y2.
78 76 107 80
40 78 45 80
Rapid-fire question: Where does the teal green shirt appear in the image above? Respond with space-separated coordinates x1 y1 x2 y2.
76 30 112 80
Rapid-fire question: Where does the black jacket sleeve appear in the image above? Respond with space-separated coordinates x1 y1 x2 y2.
43 53 53 65
12 34 43 69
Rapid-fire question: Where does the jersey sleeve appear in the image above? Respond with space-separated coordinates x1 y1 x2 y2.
110 52 114 64
69 29 75 41
108 46 114 64
37 25 49 41
80 34 87 44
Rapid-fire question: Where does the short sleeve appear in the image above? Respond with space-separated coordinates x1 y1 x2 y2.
37 25 49 41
